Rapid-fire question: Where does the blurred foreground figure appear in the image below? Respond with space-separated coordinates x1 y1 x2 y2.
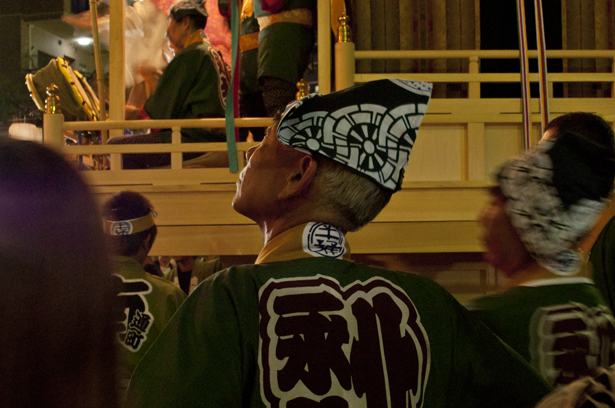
467 112 615 387
589 214 615 316
126 79 551 407
0 139 118 407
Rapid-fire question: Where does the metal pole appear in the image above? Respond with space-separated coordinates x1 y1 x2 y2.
516 0 532 151
534 0 550 134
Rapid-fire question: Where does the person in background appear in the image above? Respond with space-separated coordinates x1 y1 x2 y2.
0 138 118 407
143 256 165 277
237 0 316 141
164 255 223 295
102 191 186 388
126 79 551 408
467 112 615 387
108 0 231 168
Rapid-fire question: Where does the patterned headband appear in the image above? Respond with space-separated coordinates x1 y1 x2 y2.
103 211 157 236
277 79 433 191
497 132 615 275
170 0 208 21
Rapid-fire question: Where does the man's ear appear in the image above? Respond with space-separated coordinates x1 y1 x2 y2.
141 232 155 254
278 155 317 200
180 16 191 29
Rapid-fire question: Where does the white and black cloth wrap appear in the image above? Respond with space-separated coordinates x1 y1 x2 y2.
277 79 433 191
497 132 615 276
170 0 208 20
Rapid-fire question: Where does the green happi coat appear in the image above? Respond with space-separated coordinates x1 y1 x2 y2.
467 278 615 387
144 36 230 143
126 223 550 408
114 256 186 379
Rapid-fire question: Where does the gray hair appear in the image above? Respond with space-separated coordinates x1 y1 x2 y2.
313 156 393 232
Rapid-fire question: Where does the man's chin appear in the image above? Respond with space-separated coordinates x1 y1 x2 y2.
231 194 247 217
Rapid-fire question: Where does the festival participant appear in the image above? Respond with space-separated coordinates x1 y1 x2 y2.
467 112 615 387
102 191 186 385
164 255 223 295
0 138 118 408
238 0 316 137
589 215 615 315
108 0 231 168
126 79 551 407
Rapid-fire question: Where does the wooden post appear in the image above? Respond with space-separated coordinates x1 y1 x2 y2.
89 0 107 125
468 55 480 99
466 56 485 181
43 84 64 150
107 0 126 168
335 14 355 91
171 126 182 170
109 0 126 132
317 0 331 94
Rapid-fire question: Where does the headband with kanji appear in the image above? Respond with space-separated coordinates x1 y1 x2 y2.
103 211 157 236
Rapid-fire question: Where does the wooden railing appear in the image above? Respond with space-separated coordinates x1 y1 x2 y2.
39 7 615 262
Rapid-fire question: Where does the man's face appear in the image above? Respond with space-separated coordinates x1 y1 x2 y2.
166 17 186 50
477 187 531 276
232 122 305 223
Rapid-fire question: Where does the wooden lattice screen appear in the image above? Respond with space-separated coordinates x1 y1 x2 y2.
347 0 480 98
562 0 615 97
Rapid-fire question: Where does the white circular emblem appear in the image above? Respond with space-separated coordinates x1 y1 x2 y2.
111 221 133 236
302 222 346 259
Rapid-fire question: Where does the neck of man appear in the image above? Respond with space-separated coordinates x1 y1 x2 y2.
501 254 591 289
258 204 345 247
178 29 203 50
501 258 549 289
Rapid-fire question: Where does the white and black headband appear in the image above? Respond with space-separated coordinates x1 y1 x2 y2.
498 132 615 275
277 79 433 192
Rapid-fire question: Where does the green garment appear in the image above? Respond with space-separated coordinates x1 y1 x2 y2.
113 256 187 379
127 258 551 408
240 15 261 95
144 40 230 143
163 256 223 295
467 281 615 387
257 22 315 85
590 215 615 314
250 0 316 85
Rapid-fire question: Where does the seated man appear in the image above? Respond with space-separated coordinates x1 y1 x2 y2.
467 112 615 387
108 0 231 168
126 79 551 407
102 191 186 387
